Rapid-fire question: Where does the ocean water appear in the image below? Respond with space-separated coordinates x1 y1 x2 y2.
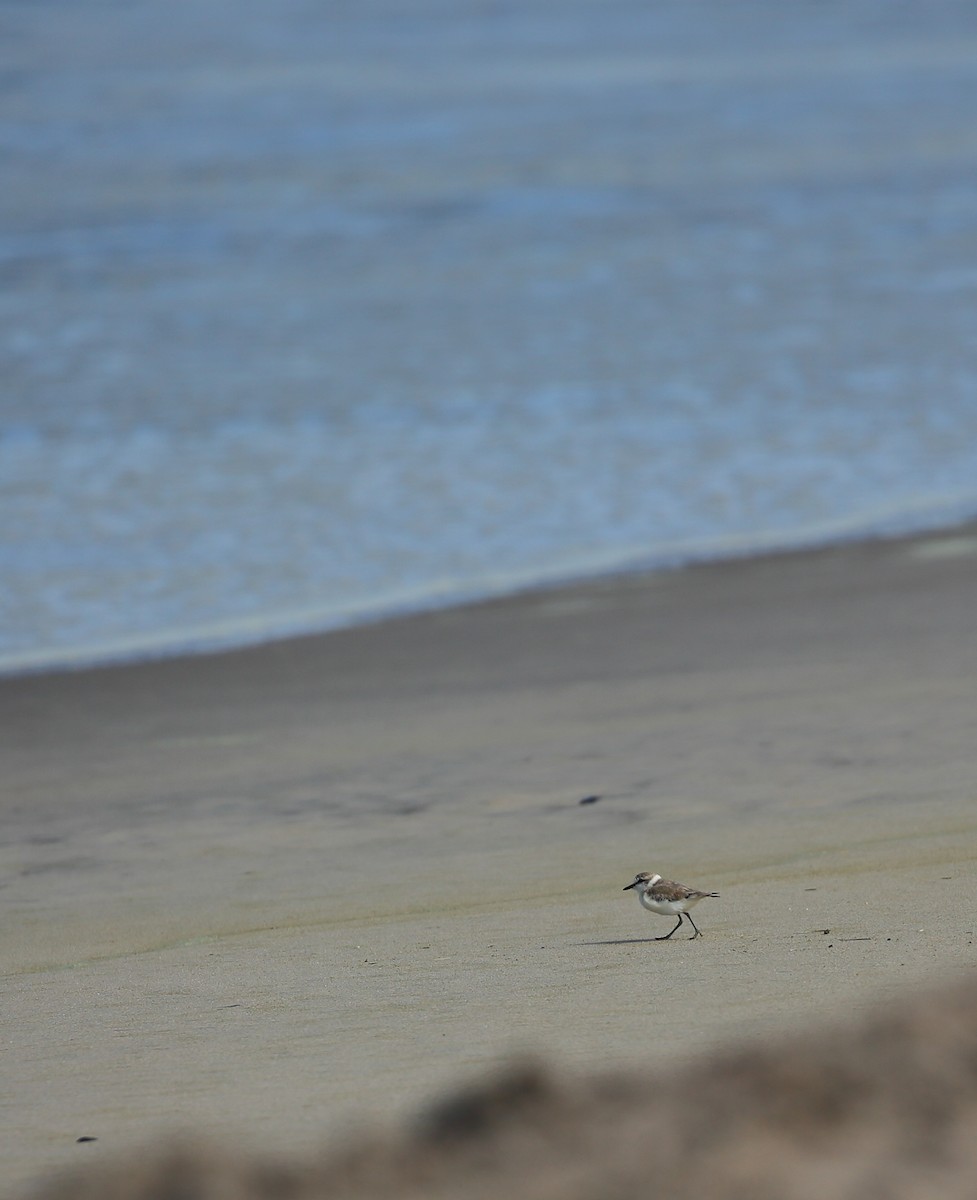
4 1 977 675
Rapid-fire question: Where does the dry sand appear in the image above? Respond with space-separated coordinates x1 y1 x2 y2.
24 975 977 1200
4 526 977 1194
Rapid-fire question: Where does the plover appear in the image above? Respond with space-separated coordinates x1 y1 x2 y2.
623 871 719 940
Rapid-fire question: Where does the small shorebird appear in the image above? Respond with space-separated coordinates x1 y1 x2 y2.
623 871 719 940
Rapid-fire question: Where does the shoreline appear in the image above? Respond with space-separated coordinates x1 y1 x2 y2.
6 502 977 681
5 523 977 1193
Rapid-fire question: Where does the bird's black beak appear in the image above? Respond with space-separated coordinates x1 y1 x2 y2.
623 881 637 890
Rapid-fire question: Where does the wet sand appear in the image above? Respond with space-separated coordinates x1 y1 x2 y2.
4 527 977 1193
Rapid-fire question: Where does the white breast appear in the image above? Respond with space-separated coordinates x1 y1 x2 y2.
639 891 684 916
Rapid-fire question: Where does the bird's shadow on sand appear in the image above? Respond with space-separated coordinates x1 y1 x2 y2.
576 937 679 946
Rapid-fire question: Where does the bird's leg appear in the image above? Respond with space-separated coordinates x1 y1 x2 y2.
656 915 684 941
686 912 702 940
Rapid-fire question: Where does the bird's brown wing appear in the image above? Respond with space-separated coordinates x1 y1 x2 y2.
647 878 693 902
650 880 718 901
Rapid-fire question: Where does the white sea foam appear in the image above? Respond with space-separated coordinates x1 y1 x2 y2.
3 400 977 675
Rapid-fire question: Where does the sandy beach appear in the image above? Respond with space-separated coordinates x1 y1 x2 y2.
4 526 977 1194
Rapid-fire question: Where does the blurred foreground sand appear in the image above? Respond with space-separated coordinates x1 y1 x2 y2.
23 974 977 1200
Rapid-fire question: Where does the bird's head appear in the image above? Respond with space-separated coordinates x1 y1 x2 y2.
623 871 660 891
